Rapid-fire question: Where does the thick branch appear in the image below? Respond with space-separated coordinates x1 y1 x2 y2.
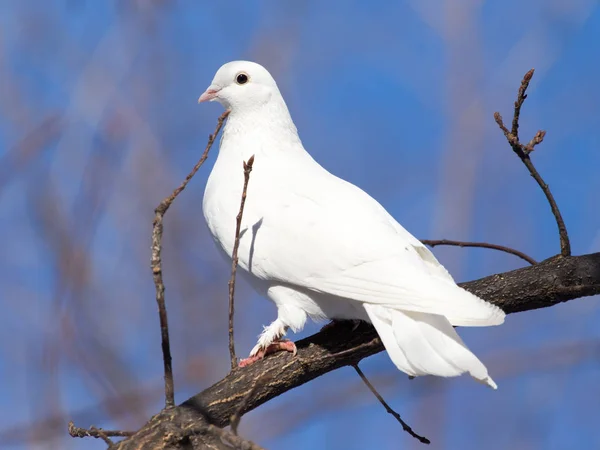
115 252 600 449
113 408 264 450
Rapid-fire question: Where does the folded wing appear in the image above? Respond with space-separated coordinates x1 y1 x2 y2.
249 167 504 327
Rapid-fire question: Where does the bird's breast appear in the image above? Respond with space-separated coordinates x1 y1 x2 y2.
202 153 277 276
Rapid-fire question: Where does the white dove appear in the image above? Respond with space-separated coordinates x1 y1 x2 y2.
199 61 504 388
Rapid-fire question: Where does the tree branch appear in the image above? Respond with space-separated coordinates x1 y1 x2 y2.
150 110 230 408
107 406 265 450
230 367 274 436
68 421 134 445
494 69 571 257
206 425 266 450
114 251 600 449
421 239 537 265
353 365 430 444
228 155 255 370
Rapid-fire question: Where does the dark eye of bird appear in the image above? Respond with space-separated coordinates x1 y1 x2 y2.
236 73 249 85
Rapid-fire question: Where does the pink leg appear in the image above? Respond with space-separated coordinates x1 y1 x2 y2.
239 339 297 367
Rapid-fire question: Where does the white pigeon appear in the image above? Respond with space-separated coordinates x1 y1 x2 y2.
199 61 504 388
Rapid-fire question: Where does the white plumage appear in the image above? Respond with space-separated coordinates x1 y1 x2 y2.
199 61 504 388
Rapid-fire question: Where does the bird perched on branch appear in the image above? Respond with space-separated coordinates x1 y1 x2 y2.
199 61 505 388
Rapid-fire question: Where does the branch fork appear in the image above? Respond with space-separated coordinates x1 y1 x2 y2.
494 68 570 257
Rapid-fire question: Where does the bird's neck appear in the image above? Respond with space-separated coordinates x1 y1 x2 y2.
223 96 302 153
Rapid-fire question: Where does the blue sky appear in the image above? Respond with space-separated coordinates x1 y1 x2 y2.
1 1 599 449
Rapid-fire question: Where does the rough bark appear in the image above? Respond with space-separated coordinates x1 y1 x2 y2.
114 252 600 449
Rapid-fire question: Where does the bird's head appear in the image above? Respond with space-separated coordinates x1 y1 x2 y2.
198 61 280 112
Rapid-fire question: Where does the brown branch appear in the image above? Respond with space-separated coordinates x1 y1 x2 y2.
228 155 255 370
100 404 266 450
421 239 537 265
494 69 570 257
68 421 134 444
206 425 266 450
178 253 600 425
114 251 600 449
93 428 114 447
511 69 532 139
353 365 430 445
151 110 230 408
230 366 273 436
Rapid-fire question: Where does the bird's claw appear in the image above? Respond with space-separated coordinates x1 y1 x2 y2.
239 339 297 367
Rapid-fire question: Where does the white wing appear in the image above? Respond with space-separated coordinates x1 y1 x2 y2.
246 161 504 327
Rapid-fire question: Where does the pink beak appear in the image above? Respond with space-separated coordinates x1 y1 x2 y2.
198 87 220 103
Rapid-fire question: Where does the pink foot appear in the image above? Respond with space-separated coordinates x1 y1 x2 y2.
238 340 297 367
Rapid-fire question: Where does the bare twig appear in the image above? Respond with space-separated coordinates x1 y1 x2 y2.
330 336 382 359
511 69 533 139
228 155 255 370
91 427 114 447
68 421 134 444
230 367 274 435
151 110 230 408
494 69 570 257
352 365 430 445
421 239 537 265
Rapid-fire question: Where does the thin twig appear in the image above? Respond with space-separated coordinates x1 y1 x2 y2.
352 365 430 445
151 110 230 408
228 155 255 370
511 68 534 138
330 337 382 359
68 421 134 444
421 239 537 265
494 69 571 257
230 368 274 435
91 427 114 447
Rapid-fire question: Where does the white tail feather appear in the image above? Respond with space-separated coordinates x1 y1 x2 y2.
364 304 497 389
